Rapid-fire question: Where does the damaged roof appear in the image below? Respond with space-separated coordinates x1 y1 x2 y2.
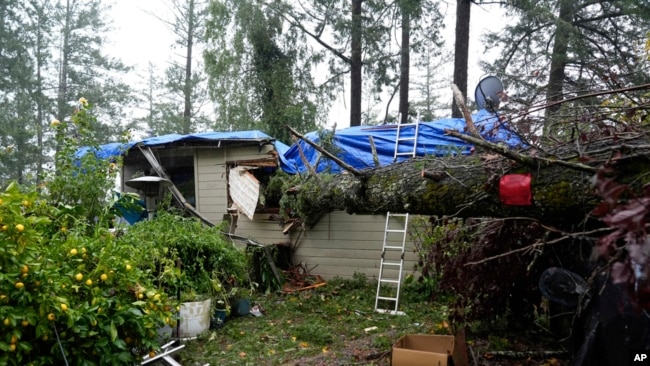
78 130 283 160
81 109 522 175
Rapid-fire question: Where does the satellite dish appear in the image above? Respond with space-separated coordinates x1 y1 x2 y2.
474 76 505 112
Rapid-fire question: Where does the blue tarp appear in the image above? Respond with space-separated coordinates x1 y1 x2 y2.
78 130 276 160
280 109 523 174
81 110 522 176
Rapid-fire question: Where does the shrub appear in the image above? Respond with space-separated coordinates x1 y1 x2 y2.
0 183 176 365
116 209 249 301
0 100 176 365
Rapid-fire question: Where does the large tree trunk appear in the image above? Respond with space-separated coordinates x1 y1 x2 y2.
451 0 470 118
399 1 411 125
544 0 574 125
182 0 195 135
287 133 650 228
350 0 363 127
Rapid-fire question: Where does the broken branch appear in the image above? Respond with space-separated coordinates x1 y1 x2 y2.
285 125 365 177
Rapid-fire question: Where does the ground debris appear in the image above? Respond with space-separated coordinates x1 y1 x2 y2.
281 264 327 293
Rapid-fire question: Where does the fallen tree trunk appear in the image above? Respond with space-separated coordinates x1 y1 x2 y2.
286 132 650 227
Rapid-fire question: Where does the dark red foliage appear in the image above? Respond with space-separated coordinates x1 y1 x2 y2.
416 217 551 326
591 164 650 306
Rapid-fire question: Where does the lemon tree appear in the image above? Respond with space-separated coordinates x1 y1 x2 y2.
0 100 178 365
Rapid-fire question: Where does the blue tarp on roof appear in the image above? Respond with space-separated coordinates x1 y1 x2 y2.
79 110 522 176
280 109 523 174
78 130 276 160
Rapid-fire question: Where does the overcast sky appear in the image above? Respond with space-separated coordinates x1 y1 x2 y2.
106 1 506 128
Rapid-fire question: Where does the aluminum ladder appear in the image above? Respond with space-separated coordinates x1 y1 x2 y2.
374 212 409 315
393 113 420 162
140 340 196 366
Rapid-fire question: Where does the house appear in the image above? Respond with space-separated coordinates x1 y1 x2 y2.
91 109 522 283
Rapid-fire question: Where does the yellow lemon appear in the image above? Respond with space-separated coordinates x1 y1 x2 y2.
3 318 9 326
47 313 55 321
1 225 7 231
75 273 83 281
10 335 17 344
15 224 24 232
100 273 108 281
60 303 68 312
70 248 78 256
14 282 24 290
21 320 29 327
85 279 92 286
8 343 15 352
20 265 28 274
125 264 132 271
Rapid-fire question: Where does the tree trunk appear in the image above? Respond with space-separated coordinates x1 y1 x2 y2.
350 0 362 127
452 0 470 118
287 135 650 228
183 0 195 135
544 0 573 124
399 1 411 125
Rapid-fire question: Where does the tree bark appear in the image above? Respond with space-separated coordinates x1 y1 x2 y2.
452 0 470 118
350 0 363 127
544 0 573 124
399 1 411 125
183 0 195 135
287 133 650 228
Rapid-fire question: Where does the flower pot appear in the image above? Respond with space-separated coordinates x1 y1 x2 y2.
211 308 228 329
177 298 212 339
231 298 251 317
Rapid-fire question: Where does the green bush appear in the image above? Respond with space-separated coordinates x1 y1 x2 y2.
0 100 177 365
0 183 176 366
116 210 249 300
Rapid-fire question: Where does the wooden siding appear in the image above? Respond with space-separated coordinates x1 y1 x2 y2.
195 149 228 223
232 214 293 247
232 211 421 282
194 144 276 224
290 212 420 281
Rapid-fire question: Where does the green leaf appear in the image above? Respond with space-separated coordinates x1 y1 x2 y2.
109 320 117 342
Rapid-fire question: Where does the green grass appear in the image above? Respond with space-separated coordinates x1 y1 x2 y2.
175 275 452 365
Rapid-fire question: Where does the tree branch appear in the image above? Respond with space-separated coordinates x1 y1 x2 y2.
285 125 366 177
445 129 598 173
451 84 480 138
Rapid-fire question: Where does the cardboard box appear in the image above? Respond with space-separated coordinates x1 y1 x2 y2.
391 334 455 366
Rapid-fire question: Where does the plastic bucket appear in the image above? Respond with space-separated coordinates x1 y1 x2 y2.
178 298 212 338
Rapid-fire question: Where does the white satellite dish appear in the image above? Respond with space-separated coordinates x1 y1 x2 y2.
474 76 505 112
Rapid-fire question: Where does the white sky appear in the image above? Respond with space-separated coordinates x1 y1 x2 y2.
106 0 506 129
107 1 174 71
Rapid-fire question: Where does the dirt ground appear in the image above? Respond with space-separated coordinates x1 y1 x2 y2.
283 332 569 366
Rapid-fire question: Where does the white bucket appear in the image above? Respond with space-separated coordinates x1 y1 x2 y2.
178 298 212 339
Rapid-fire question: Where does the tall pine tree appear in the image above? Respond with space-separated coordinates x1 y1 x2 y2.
482 0 650 137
